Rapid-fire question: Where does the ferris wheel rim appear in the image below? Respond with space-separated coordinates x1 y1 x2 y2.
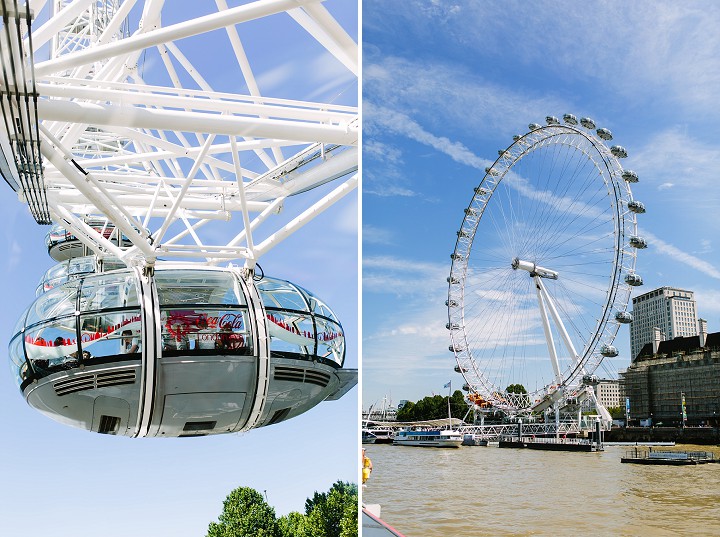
447 120 640 413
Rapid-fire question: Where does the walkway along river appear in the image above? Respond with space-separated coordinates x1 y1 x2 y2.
363 444 720 536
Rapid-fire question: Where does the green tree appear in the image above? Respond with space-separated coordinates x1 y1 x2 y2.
506 384 527 394
206 487 278 537
278 511 310 537
304 481 358 537
208 483 358 537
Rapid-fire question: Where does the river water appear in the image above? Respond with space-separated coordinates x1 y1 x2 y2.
362 443 720 536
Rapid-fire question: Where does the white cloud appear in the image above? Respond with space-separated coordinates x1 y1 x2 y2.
362 225 393 245
641 229 720 280
364 55 568 141
365 1 720 116
632 127 720 190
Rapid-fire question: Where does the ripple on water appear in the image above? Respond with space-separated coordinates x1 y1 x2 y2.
363 444 720 537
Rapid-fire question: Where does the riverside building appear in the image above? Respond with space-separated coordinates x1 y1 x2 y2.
594 379 622 409
629 287 698 362
621 320 720 427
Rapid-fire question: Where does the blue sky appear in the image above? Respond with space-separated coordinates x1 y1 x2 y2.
0 2 357 536
362 1 720 408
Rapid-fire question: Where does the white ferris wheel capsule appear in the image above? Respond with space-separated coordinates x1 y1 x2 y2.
447 115 645 416
0 1 358 437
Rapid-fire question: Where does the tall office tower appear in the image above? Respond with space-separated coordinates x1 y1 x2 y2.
629 287 698 361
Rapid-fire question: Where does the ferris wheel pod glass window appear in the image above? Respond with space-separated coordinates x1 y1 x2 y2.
257 277 311 311
155 270 244 306
35 256 98 296
266 310 315 357
79 272 139 311
79 310 143 359
23 318 80 379
160 308 253 355
296 285 341 323
315 316 345 366
8 336 28 387
25 281 80 327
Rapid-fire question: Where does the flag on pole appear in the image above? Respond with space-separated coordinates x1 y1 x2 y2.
444 382 451 389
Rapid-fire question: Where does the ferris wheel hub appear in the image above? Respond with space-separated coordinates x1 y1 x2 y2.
511 258 558 280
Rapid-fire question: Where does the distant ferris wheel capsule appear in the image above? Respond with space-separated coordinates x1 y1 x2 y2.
563 114 578 125
528 123 542 131
622 170 639 183
615 311 633 324
545 116 560 125
611 146 628 158
628 200 646 214
580 117 596 129
596 128 613 141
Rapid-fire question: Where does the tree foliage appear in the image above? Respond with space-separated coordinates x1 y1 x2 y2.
207 481 358 537
505 384 527 394
207 487 278 537
396 390 468 422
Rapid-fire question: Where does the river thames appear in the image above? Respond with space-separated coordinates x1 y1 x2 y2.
363 443 720 536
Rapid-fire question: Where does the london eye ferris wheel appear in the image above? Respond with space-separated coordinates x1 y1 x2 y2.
447 115 646 416
0 0 357 437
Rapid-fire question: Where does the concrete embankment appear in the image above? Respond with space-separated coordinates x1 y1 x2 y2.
604 426 720 445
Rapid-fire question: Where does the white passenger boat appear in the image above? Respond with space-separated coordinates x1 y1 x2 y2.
393 429 463 448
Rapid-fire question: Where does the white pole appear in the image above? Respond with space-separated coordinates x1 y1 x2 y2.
34 0 320 77
36 99 357 145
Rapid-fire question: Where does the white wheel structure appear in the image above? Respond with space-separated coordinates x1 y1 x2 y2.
447 115 646 416
0 0 358 438
0 0 357 267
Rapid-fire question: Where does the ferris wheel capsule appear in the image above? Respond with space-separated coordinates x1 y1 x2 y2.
563 114 578 125
513 135 522 141
625 273 644 286
454 364 468 373
10 263 353 437
485 167 500 176
622 170 639 183
615 311 633 324
545 116 560 126
611 146 628 158
528 123 542 131
596 128 613 141
627 200 646 214
462 383 470 392
580 117 596 129
600 345 619 357
629 236 648 249
447 322 460 330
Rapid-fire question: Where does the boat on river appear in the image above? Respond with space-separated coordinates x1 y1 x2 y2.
393 429 463 448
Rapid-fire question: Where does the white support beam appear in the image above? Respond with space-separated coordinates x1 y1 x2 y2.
535 276 581 367
37 99 358 145
34 0 319 77
534 276 563 385
252 173 357 258
288 4 358 76
40 129 156 259
27 0 94 51
231 136 256 269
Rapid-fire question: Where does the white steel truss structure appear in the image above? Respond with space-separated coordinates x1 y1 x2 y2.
0 0 358 270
